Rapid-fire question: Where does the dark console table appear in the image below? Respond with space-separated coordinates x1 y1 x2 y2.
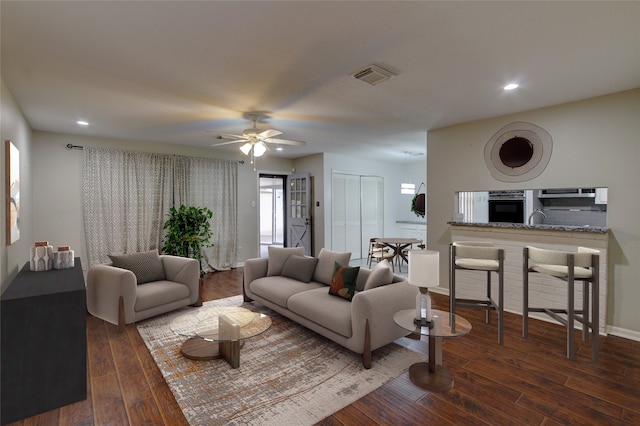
1 259 86 425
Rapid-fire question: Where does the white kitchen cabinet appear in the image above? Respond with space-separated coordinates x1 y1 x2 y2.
595 188 608 204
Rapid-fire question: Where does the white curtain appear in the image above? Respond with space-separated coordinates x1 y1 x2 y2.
82 147 237 270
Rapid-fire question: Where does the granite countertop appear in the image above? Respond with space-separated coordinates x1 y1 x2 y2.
447 221 609 234
396 220 427 225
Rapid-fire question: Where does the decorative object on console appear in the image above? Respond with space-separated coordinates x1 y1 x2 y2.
53 245 75 269
408 249 439 326
30 241 53 271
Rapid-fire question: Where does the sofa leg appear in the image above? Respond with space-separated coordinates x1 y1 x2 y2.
242 276 253 303
362 319 372 369
192 277 204 307
117 295 125 332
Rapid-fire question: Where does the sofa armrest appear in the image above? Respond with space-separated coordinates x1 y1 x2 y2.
160 255 200 304
86 264 138 326
351 281 419 350
243 258 269 298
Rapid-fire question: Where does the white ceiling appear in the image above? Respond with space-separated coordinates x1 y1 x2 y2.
2 1 639 162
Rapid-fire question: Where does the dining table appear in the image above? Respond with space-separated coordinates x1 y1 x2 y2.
375 237 423 272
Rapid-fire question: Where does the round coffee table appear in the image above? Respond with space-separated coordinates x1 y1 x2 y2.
170 306 271 368
393 308 471 392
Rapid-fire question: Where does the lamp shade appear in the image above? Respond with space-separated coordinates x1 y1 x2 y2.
253 141 267 157
239 143 252 155
408 249 439 288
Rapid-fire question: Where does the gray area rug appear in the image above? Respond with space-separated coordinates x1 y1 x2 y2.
137 296 424 425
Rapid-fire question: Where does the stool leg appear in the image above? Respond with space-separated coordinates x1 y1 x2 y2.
523 248 529 339
582 281 589 342
449 244 456 333
567 255 575 360
498 253 504 345
486 270 492 324
592 257 600 361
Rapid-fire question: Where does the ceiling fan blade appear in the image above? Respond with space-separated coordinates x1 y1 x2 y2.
209 133 245 139
210 139 248 147
265 138 306 147
258 129 282 139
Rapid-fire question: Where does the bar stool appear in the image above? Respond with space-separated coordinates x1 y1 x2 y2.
450 241 505 344
523 246 600 361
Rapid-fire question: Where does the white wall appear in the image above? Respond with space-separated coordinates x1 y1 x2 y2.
30 131 295 269
427 89 640 338
1 80 33 291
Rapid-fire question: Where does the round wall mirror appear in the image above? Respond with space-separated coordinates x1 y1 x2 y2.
484 122 553 182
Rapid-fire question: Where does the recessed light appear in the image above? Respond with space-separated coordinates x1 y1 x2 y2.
503 83 519 91
276 147 283 151
77 120 90 126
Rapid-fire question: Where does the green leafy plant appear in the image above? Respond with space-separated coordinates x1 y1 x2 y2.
411 193 425 218
162 205 213 266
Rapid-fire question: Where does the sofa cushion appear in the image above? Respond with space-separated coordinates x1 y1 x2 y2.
312 248 351 285
109 249 166 284
250 276 325 308
134 281 190 311
267 246 305 276
288 287 353 337
363 259 394 291
328 262 360 301
281 255 319 283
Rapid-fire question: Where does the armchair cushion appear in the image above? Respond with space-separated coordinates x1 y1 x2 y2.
108 249 166 284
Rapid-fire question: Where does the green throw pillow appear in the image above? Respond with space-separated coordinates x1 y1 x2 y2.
328 261 360 301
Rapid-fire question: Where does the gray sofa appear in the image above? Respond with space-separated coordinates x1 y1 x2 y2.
243 247 418 368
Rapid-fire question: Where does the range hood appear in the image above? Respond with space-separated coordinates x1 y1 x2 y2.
536 188 596 198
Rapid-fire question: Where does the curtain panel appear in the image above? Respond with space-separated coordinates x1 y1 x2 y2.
82 147 237 271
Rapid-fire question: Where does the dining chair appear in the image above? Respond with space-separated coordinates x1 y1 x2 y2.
368 239 395 270
450 241 505 344
523 246 600 360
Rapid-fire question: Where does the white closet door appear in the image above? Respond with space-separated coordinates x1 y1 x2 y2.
332 173 384 260
361 176 384 258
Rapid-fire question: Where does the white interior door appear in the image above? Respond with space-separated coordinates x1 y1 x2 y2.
287 173 312 255
361 176 384 257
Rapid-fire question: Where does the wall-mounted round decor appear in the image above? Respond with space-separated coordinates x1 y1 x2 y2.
484 121 552 182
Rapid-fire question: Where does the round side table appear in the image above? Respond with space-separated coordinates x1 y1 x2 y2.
393 308 471 392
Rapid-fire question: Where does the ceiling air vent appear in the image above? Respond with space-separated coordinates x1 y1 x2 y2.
352 64 395 86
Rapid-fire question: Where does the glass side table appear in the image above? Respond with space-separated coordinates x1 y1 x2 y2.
170 306 271 368
393 308 471 392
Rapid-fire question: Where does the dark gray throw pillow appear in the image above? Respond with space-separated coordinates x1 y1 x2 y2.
108 249 166 284
281 255 319 283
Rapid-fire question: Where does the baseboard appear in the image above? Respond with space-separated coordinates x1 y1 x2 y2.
606 325 640 342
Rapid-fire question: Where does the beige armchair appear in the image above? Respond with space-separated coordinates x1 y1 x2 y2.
87 254 201 331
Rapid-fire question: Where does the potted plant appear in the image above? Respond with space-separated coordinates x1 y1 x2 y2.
411 193 425 218
162 205 213 269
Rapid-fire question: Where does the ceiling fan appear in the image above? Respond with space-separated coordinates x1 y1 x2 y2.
210 113 305 169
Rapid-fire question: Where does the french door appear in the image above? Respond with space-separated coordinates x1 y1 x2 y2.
287 173 312 255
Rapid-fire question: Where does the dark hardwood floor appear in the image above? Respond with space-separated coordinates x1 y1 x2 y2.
7 268 640 425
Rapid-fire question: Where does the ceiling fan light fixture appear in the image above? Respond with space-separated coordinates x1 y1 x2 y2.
239 143 252 155
253 141 267 157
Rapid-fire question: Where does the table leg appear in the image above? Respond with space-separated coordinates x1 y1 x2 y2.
220 340 240 369
408 335 454 392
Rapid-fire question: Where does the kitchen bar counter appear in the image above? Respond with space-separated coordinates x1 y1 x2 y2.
447 221 608 234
